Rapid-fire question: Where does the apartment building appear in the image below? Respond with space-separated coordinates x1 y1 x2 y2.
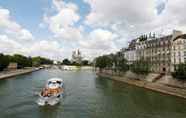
124 30 186 73
171 33 186 71
121 39 137 64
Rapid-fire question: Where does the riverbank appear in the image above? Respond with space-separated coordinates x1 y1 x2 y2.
0 67 42 80
97 72 186 99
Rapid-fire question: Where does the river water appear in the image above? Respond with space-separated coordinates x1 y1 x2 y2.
0 68 186 118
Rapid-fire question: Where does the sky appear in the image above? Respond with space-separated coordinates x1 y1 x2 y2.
0 0 186 61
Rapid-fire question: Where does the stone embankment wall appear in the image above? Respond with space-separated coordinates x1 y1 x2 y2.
97 70 186 99
0 68 41 80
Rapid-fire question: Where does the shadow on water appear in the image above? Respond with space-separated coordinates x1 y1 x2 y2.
95 76 186 118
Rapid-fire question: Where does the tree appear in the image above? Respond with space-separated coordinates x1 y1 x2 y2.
32 57 42 67
0 54 10 71
32 56 53 66
117 58 129 72
109 52 129 75
172 63 186 80
10 54 32 68
131 60 150 75
95 55 112 71
82 60 89 66
62 59 71 65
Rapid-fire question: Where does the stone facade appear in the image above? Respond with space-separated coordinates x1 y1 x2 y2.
71 49 82 64
121 39 137 64
124 30 186 74
171 32 186 71
136 35 172 73
7 63 18 70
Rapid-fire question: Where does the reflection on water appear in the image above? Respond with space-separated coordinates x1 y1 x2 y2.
0 69 186 118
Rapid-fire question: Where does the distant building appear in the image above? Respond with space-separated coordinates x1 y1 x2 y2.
7 63 17 70
71 49 82 64
53 61 58 65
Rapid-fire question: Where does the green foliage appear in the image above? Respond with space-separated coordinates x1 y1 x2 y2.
32 56 53 67
95 55 112 70
0 54 10 71
10 54 32 68
32 57 42 67
172 63 186 80
117 58 129 72
95 52 129 73
62 59 71 65
81 60 89 66
72 61 81 66
62 58 90 66
0 53 53 70
131 60 150 75
113 52 128 72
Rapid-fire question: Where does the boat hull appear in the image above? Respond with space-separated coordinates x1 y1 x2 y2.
37 94 63 106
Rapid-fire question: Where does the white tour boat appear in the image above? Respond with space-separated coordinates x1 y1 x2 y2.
37 78 64 106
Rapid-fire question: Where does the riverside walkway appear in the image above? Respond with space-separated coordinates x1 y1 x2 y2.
0 68 40 80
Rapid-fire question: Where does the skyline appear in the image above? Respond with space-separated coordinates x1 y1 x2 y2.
0 0 186 61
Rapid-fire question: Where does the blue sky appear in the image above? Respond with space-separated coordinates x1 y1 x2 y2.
0 0 185 60
0 0 165 39
0 0 52 39
0 0 91 39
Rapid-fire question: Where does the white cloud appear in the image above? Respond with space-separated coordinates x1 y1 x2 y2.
2 0 186 60
27 40 63 60
84 0 157 27
79 29 119 59
44 0 81 41
0 9 21 32
0 8 34 41
83 0 160 50
0 35 22 54
0 7 64 60
43 0 122 59
85 0 186 36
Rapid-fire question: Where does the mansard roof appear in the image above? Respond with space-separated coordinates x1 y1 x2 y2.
173 34 186 41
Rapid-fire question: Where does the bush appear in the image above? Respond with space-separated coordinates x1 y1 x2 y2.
0 54 10 71
172 63 186 80
130 60 150 75
117 58 129 72
95 55 112 71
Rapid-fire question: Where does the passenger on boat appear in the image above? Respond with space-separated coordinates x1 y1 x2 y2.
41 88 63 97
41 88 50 97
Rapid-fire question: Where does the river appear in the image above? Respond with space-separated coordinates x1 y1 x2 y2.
0 68 186 118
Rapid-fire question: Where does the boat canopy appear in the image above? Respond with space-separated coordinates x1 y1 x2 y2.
46 78 63 89
47 78 63 83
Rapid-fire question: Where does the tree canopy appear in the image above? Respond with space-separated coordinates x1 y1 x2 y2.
172 63 186 80
130 60 150 75
0 54 10 71
62 59 71 65
0 53 53 71
95 55 113 70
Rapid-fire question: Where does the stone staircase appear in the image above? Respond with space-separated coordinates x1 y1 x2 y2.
152 73 165 83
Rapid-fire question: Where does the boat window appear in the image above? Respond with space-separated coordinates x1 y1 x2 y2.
48 81 52 85
57 81 61 84
52 82 56 84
